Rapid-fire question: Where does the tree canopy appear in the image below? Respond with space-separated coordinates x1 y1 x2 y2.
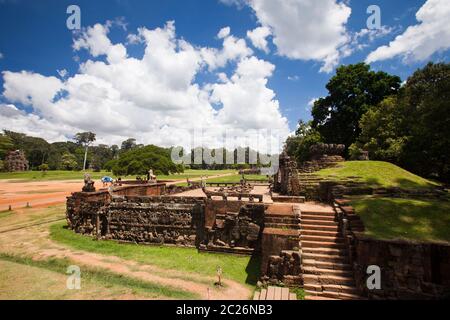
312 63 401 149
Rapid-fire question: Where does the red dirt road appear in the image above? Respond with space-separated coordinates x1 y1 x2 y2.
0 180 86 211
0 173 237 212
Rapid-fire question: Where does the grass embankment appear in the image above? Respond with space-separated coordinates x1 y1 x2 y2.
50 222 259 286
350 197 450 243
317 161 439 190
0 253 197 299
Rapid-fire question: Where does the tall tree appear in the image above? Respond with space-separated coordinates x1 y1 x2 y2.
312 63 401 149
121 138 137 152
0 133 14 159
74 132 96 171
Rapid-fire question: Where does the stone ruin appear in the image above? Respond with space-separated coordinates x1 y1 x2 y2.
297 143 345 173
4 150 29 172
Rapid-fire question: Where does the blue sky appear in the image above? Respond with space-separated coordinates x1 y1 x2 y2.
0 0 448 150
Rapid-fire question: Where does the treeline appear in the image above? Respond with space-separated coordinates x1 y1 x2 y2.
0 131 271 176
286 62 450 183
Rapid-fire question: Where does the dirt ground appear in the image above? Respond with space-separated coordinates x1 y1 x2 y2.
0 173 237 212
0 205 252 300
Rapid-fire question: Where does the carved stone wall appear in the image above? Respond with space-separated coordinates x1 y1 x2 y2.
335 200 450 300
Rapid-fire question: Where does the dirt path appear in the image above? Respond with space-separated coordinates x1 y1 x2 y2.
0 172 237 211
0 219 252 300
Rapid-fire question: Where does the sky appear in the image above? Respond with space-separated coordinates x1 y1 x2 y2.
0 0 449 152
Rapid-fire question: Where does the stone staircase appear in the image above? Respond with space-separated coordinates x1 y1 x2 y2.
299 206 362 300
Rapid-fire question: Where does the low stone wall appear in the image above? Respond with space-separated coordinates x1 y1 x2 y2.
335 200 450 300
112 183 166 197
66 191 111 235
104 196 205 246
200 200 265 254
352 236 450 299
297 155 344 174
260 228 300 278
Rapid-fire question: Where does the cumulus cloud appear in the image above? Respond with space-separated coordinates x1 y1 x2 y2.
367 0 450 63
247 26 271 53
245 0 352 73
201 27 253 71
0 21 289 153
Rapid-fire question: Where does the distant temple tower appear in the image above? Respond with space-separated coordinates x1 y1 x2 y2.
4 150 29 172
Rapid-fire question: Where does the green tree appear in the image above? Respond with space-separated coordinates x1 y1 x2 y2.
0 133 14 159
351 97 406 163
111 145 180 176
74 132 96 171
400 62 450 182
312 63 401 149
285 121 323 163
121 138 137 152
61 152 78 171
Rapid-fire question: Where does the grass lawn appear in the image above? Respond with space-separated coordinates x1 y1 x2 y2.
350 197 450 243
317 161 439 190
206 174 269 184
50 222 260 287
157 169 237 181
0 170 111 181
0 169 236 182
0 253 197 299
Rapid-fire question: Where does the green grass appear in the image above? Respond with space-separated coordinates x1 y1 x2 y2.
50 222 259 286
317 161 439 190
350 197 450 243
157 169 236 181
0 169 236 182
0 170 111 181
206 174 269 184
0 252 198 299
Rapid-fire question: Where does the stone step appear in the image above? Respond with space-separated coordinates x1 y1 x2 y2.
304 290 362 300
301 235 344 243
265 217 299 224
302 229 340 237
265 223 300 230
302 252 348 263
302 259 352 271
302 224 339 232
305 295 338 301
302 266 354 278
301 214 336 222
301 219 337 227
301 247 349 256
301 210 336 216
302 240 346 249
304 283 359 295
303 274 356 286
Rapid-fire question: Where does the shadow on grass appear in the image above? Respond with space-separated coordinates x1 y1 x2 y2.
351 197 450 243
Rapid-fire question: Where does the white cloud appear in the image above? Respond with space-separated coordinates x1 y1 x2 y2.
1 21 289 153
247 26 271 53
57 69 68 78
0 52 3 59
287 75 299 81
246 0 352 73
200 27 253 70
367 0 450 63
307 97 318 111
217 26 231 39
